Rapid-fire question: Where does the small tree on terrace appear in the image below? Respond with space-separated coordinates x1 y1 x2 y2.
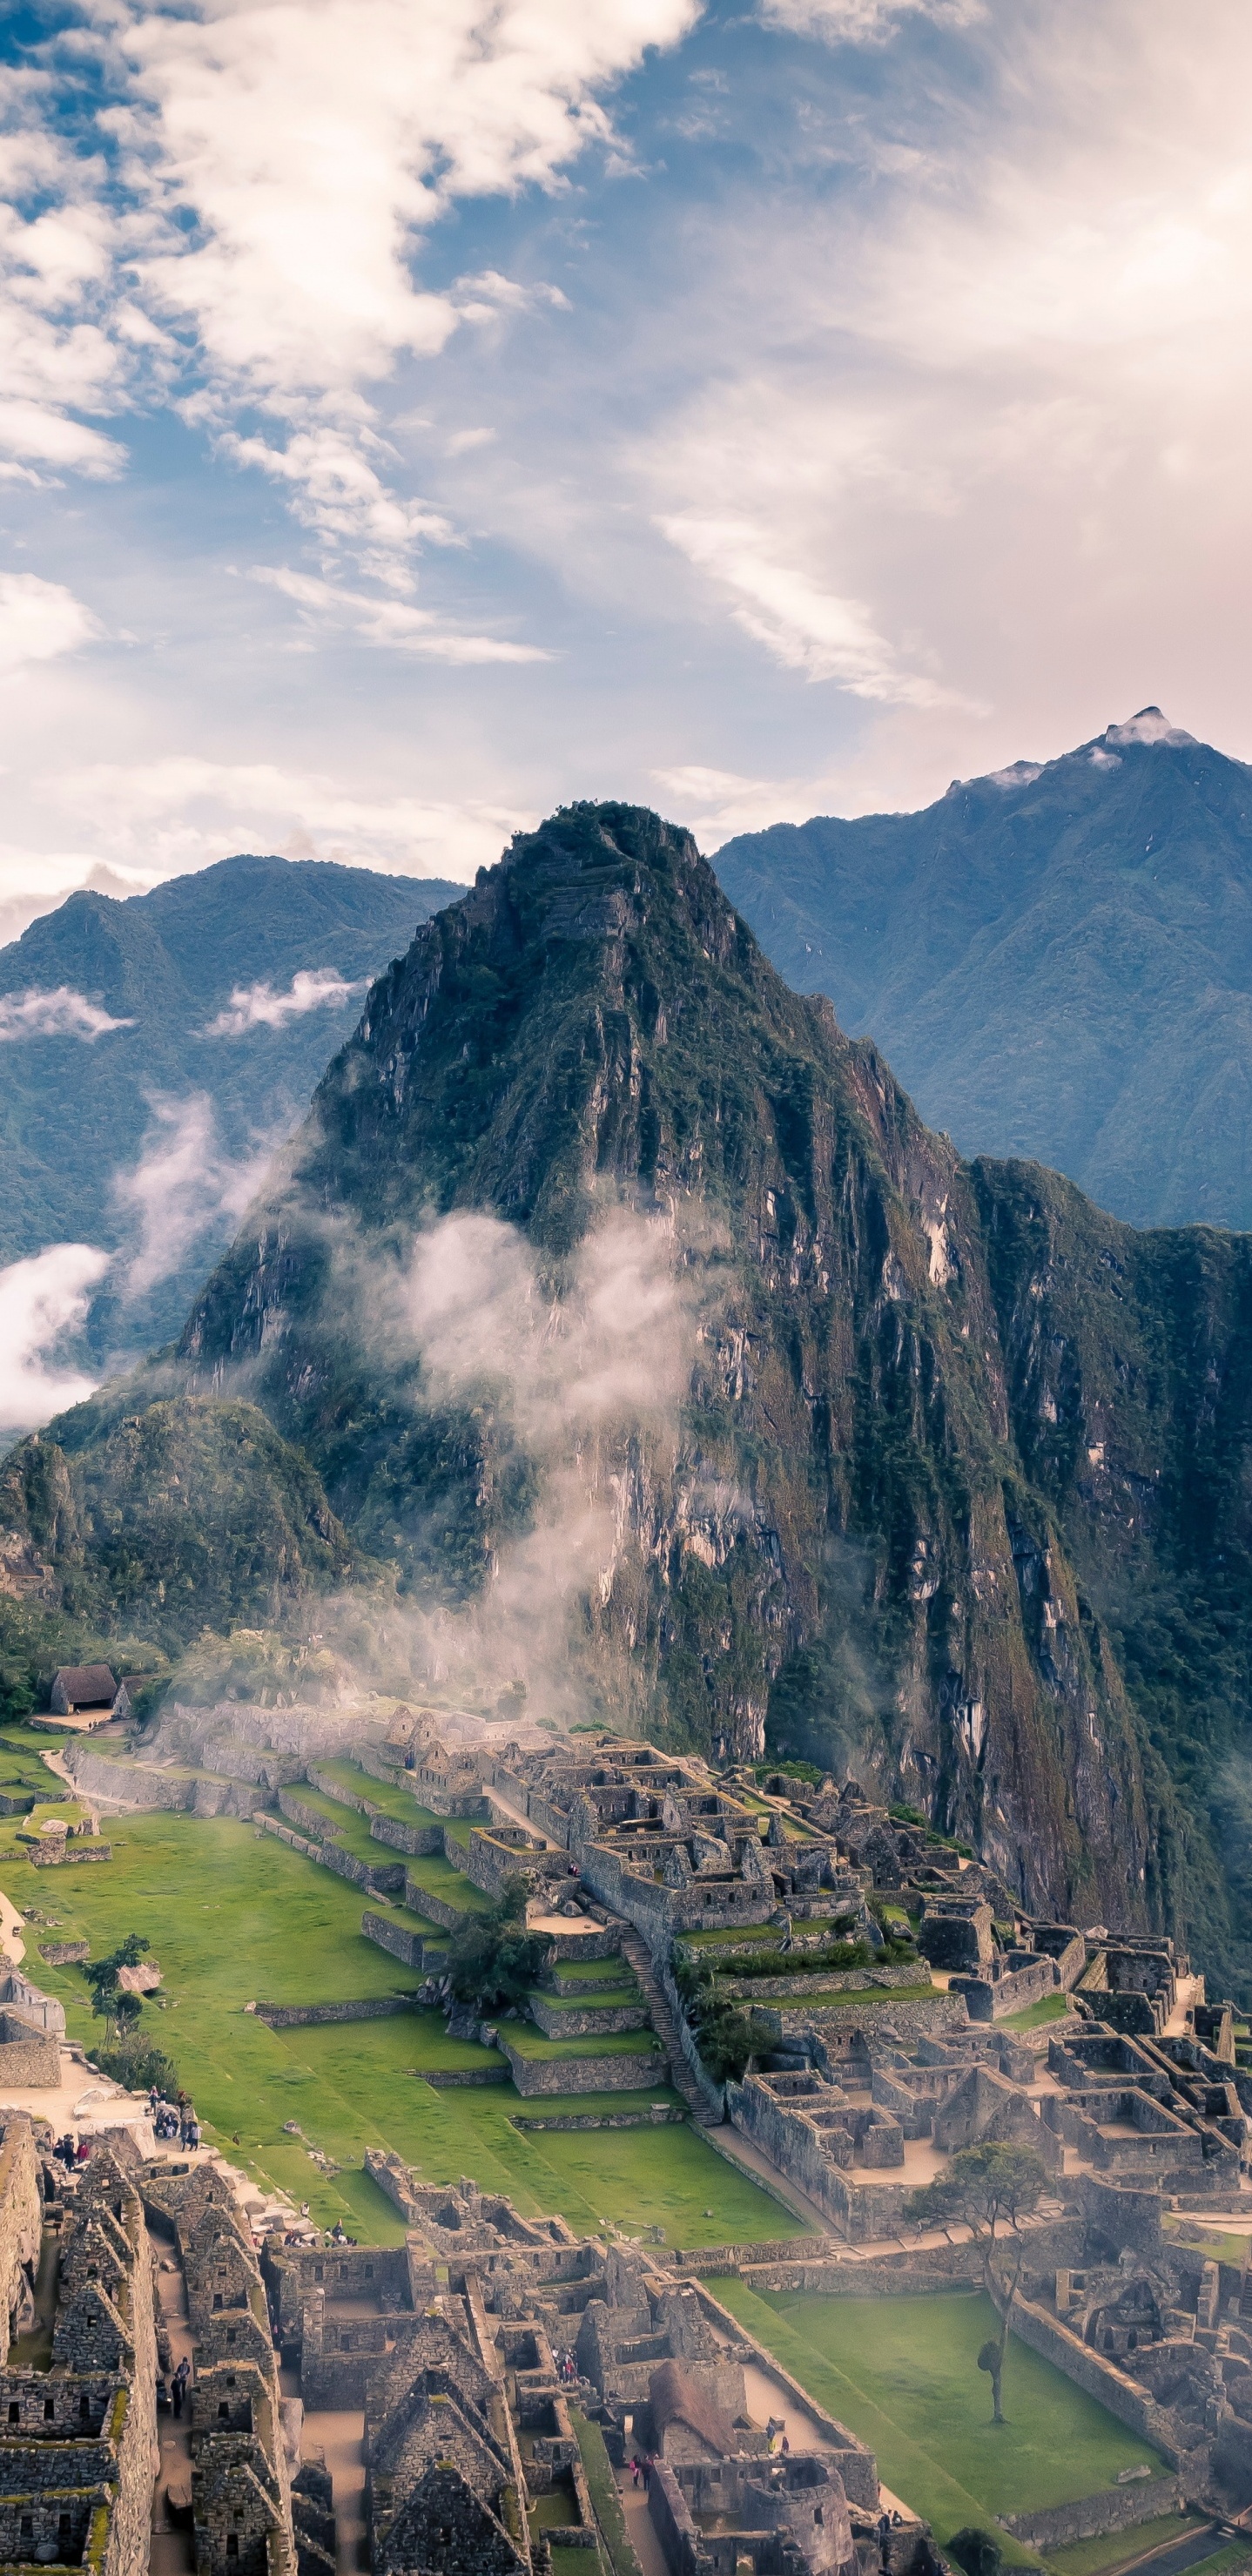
905 2141 1047 2424
446 1878 549 2017
83 1935 150 2049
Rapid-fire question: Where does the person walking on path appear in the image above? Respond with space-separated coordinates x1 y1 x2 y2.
172 2358 189 2420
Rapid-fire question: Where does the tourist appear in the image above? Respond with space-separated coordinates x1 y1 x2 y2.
187 2119 201 2153
76 2138 90 2165
780 2435 790 2456
642 2458 651 2492
629 2458 640 2488
172 2358 189 2420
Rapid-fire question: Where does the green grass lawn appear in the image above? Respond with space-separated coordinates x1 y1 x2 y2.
1000 1993 1071 2031
281 1788 389 1863
0 1811 791 2249
403 1851 492 1911
503 2024 659 2059
307 1760 444 1831
716 2283 1164 2559
534 1987 641 2013
552 1957 636 1984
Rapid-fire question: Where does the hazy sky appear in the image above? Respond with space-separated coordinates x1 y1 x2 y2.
3 0 1249 920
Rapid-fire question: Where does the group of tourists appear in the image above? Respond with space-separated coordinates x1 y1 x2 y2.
555 2348 579 2384
50 2134 90 2170
628 2456 654 2491
148 2087 199 2149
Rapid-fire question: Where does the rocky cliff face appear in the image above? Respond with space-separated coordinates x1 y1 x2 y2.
7 804 1250 1994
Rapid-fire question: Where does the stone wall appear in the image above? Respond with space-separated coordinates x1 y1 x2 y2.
755 1991 968 2045
0 2117 42 2359
361 1911 427 1970
1001 2477 1180 2550
252 1999 414 2028
0 2022 62 2086
528 1995 648 2039
255 1812 405 1897
513 2106 687 2131
995 2286 1178 2461
952 1955 1061 2022
0 1969 66 2038
496 2038 668 2096
38 1940 89 1966
368 1814 444 1858
28 1840 112 1869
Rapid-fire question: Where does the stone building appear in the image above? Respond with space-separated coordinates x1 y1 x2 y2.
0 2137 157 2576
145 2163 299 2576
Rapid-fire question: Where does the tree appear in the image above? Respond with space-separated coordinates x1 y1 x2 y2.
947 2531 1003 2576
83 1935 151 2047
905 2141 1047 2424
446 1878 549 2016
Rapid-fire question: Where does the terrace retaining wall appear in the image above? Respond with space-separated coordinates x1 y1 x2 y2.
361 1912 427 1971
1001 2478 1181 2550
496 2036 669 2096
528 1996 648 2039
252 1999 414 2028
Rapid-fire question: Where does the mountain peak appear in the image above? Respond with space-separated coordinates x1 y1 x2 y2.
1102 705 1196 747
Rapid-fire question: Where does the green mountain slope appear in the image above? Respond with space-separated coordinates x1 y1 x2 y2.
0 853 460 1349
715 709 1252 1230
5 805 1250 1998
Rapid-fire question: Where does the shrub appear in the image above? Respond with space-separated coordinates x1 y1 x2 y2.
689 1989 775 2083
446 1876 550 2015
91 2043 181 2099
947 2532 1002 2576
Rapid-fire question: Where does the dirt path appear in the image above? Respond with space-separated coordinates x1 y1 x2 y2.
149 2229 195 2576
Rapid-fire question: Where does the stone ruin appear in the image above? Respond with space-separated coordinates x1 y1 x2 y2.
257 2176 939 2576
0 2131 158 2576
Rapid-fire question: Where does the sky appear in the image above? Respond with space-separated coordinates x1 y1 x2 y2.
3 0 1252 930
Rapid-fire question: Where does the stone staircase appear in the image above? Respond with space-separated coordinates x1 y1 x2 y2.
618 1925 722 2125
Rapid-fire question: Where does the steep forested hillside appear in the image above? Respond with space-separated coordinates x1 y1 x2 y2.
716 710 1252 1230
0 853 459 1348
3 805 1249 2000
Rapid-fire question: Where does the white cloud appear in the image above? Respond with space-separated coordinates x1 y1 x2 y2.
0 1244 110 1434
250 565 549 662
203 966 367 1036
102 0 697 578
0 987 134 1042
759 0 983 39
48 752 529 881
625 3 1252 793
0 574 102 677
111 1093 276 1299
0 76 133 486
657 513 959 703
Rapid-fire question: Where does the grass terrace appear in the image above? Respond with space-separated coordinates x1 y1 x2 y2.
549 1956 636 1985
1000 1993 1071 2031
403 1851 493 1911
0 1811 795 2248
282 1789 391 1864
677 1919 838 1954
716 2283 1166 2561
502 2024 660 2061
306 1759 444 1830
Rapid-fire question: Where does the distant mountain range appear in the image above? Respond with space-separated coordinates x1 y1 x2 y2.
5 805 1251 1999
0 853 460 1350
716 709 1252 1231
